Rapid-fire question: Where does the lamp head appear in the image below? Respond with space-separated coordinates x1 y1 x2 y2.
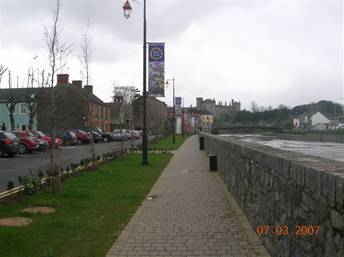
123 0 132 19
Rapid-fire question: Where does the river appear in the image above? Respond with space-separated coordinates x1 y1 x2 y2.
220 134 344 162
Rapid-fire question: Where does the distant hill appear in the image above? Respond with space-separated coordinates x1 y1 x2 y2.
290 100 343 119
230 100 343 126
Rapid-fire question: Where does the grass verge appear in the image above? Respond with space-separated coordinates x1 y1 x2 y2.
149 135 188 150
0 153 172 257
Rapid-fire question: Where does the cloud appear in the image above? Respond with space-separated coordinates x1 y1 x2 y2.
163 0 343 108
0 0 342 110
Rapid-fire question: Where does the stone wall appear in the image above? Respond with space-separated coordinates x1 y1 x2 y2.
201 133 344 257
274 132 344 144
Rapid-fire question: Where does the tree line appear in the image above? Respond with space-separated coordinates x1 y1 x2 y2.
219 100 344 126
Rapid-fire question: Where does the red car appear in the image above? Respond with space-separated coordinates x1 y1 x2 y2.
31 130 62 148
13 131 39 154
73 130 91 144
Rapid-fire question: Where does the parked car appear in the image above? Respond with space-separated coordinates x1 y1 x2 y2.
55 130 78 146
130 130 142 139
68 131 78 145
27 132 48 151
124 129 132 139
31 130 62 148
0 131 19 157
13 131 39 154
72 129 91 144
112 129 128 141
90 130 103 143
93 127 113 142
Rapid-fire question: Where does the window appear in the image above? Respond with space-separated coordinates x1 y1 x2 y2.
19 103 27 115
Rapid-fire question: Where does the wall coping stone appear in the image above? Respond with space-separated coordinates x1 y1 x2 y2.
200 132 344 176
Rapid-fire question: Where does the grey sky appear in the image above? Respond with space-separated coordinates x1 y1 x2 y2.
0 0 343 109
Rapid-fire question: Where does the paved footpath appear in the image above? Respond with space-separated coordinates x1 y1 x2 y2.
107 136 271 257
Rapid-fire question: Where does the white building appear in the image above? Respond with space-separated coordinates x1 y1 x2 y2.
309 112 330 130
310 112 330 126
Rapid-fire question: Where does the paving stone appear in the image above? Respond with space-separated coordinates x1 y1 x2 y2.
106 136 271 257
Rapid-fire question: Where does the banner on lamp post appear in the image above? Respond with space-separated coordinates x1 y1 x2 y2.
148 43 165 97
175 97 182 115
175 97 182 106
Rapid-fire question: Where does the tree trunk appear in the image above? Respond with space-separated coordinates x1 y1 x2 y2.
28 118 33 131
91 132 95 162
10 113 15 131
6 102 16 131
51 163 60 194
28 103 36 130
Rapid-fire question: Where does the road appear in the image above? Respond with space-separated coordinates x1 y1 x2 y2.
0 139 142 192
221 134 344 162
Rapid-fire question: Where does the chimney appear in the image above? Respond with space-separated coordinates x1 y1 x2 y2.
56 74 69 86
72 80 82 89
84 85 93 95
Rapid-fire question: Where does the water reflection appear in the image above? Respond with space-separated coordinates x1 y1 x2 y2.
220 134 344 162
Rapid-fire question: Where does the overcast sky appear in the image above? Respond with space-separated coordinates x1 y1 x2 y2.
0 0 343 110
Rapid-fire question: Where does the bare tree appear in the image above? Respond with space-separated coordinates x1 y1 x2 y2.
26 95 38 130
80 21 93 86
119 98 125 157
79 21 96 162
113 86 138 105
5 70 16 130
113 86 139 153
44 0 72 193
0 65 8 87
6 97 16 131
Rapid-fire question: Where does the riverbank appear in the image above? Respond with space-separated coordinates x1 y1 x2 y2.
273 132 344 143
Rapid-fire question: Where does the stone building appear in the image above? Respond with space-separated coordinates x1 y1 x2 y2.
42 74 110 132
132 96 167 135
196 97 241 120
0 74 111 133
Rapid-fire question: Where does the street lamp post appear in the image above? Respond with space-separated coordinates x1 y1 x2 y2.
166 78 175 144
123 0 148 165
181 97 184 138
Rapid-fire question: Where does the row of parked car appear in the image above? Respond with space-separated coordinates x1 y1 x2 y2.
0 127 142 157
55 128 142 146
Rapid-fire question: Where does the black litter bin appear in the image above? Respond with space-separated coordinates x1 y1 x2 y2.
209 155 217 171
199 137 204 150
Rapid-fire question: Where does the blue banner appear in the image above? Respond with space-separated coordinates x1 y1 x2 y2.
175 97 182 106
148 43 165 97
175 97 182 115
